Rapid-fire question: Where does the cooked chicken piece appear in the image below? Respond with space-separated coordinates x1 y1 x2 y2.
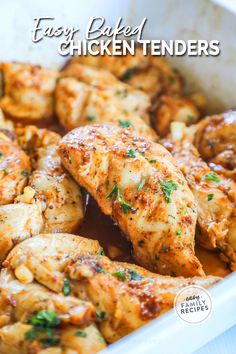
3 233 219 343
0 269 95 328
67 254 219 342
56 77 157 141
67 48 184 98
0 202 43 263
194 111 236 180
0 63 58 121
16 125 84 233
0 131 30 205
0 322 106 354
155 95 200 136
4 233 103 292
162 125 236 270
59 124 203 276
67 45 150 79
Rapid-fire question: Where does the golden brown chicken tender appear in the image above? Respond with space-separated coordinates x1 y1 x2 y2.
3 233 220 344
194 111 236 180
59 124 204 277
0 62 58 122
162 126 236 270
0 131 30 205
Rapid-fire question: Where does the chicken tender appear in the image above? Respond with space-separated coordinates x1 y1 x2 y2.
59 125 204 276
155 95 200 136
0 62 58 121
0 202 43 262
0 322 106 354
55 77 158 141
16 125 84 233
162 126 236 270
0 269 95 328
3 233 219 343
4 233 103 292
194 111 236 180
0 131 30 205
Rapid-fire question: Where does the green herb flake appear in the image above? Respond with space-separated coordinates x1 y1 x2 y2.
159 180 178 203
118 120 132 129
128 269 141 281
137 178 146 191
63 278 71 296
87 114 96 122
4 168 10 175
25 329 37 341
21 170 29 177
106 185 132 214
127 149 136 158
176 229 182 236
207 194 214 201
122 67 136 81
0 152 3 157
150 159 157 163
155 255 160 261
29 310 60 327
75 330 87 338
112 271 126 281
204 172 220 183
95 266 106 273
96 311 106 321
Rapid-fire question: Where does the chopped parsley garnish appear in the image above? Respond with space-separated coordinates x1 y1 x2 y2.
207 194 214 201
176 229 182 236
137 178 146 191
75 330 87 338
0 152 3 157
128 269 141 281
150 159 157 163
122 67 136 81
159 180 178 203
4 168 10 175
63 278 71 296
118 120 132 129
127 149 136 158
21 170 29 177
106 185 132 214
95 265 106 273
96 311 106 321
112 271 126 281
100 250 105 256
204 172 220 183
25 310 60 345
87 114 96 121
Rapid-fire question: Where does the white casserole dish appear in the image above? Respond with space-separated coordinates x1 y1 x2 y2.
0 0 235 352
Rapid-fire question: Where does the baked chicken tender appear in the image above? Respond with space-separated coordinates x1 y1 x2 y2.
0 62 58 121
3 233 220 344
0 131 30 205
55 75 158 141
59 124 204 277
16 125 84 233
194 111 236 180
162 128 236 270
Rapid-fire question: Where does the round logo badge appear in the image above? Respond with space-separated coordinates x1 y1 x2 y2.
174 285 212 324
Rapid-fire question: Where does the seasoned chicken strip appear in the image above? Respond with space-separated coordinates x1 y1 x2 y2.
194 111 236 180
0 322 106 354
154 95 200 136
0 269 95 328
59 124 203 276
162 126 236 270
0 131 30 205
4 234 219 343
55 77 157 141
0 62 58 121
16 125 84 233
4 233 103 292
0 202 43 263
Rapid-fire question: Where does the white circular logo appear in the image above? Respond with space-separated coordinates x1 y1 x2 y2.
174 286 212 324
